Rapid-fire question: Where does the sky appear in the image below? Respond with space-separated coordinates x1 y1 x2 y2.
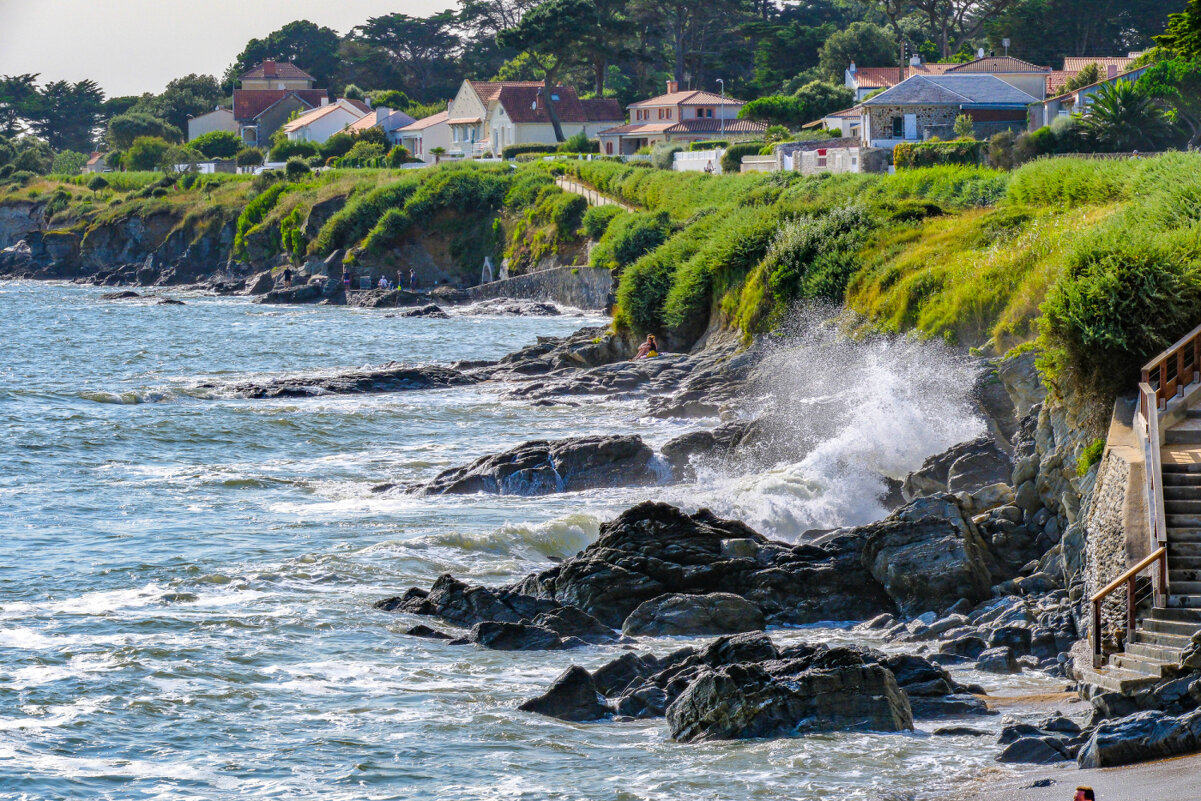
0 0 440 97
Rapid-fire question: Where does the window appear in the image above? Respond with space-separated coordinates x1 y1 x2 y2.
891 117 903 137
658 108 664 119
605 141 613 155
707 109 714 118
666 108 672 119
697 108 704 118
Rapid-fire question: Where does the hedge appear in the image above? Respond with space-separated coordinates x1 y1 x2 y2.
503 143 558 160
720 142 766 174
689 140 729 151
893 140 987 170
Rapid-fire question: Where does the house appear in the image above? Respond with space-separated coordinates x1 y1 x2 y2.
597 81 768 156
860 73 1039 149
1044 56 1145 102
846 55 1051 103
344 107 418 146
440 80 624 157
81 152 107 174
187 107 236 141
1028 65 1153 130
775 138 889 175
232 60 329 147
282 99 370 144
396 111 451 162
802 107 863 138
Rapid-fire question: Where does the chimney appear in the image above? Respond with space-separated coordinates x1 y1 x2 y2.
320 97 330 107
376 107 391 123
1107 64 1118 78
263 60 277 78
977 47 985 59
848 61 857 74
666 80 678 94
909 54 922 67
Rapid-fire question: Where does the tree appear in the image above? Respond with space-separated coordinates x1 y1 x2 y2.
793 80 854 119
986 0 1174 67
0 74 39 137
189 130 241 159
953 113 975 137
51 150 89 175
630 0 745 88
28 79 105 152
338 140 386 167
818 22 898 83
385 145 411 167
352 12 462 101
457 0 543 79
740 94 807 126
124 136 171 171
228 20 342 90
236 147 265 167
1064 63 1102 92
1157 0 1201 59
1137 57 1201 147
499 0 615 140
87 174 109 196
285 157 311 179
130 74 224 132
342 84 365 100
1083 80 1175 152
161 144 204 171
908 0 1018 60
573 0 637 95
107 112 181 150
369 89 410 109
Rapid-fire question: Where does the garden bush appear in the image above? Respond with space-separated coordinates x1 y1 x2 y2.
720 143 765 174
503 143 557 160
589 211 670 271
893 140 986 169
582 205 624 239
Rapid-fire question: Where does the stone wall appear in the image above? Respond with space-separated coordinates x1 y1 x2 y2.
1084 449 1135 648
865 105 959 140
465 266 613 310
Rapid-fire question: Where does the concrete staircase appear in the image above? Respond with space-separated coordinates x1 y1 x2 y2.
1079 414 1201 694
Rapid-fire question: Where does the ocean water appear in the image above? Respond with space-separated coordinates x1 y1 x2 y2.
0 283 1063 801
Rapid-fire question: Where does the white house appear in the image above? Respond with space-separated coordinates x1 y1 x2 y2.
283 99 370 144
396 111 451 162
187 107 237 142
442 80 624 157
1028 65 1153 130
846 55 1051 103
343 107 417 145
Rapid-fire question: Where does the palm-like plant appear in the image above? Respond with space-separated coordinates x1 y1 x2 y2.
1083 80 1176 152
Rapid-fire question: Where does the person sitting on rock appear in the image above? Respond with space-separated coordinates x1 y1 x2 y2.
378 275 389 290
283 267 293 289
633 334 658 360
1074 788 1095 801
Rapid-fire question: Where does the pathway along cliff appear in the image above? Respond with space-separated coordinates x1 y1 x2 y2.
3 276 1127 801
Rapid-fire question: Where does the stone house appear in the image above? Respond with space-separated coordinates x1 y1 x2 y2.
774 138 888 175
597 82 767 156
860 74 1038 149
846 55 1051 102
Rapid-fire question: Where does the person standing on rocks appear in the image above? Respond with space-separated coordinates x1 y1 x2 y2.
343 271 352 295
409 269 417 292
282 267 293 289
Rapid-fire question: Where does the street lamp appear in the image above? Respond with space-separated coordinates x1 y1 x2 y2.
717 78 725 138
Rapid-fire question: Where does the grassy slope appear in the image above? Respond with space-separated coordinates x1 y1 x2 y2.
9 153 1201 393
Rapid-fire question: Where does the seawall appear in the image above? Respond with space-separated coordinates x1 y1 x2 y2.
466 266 613 311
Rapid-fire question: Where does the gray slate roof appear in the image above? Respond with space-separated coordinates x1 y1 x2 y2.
863 74 1039 107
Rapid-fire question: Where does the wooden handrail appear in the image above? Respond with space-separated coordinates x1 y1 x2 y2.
1142 320 1201 409
1090 547 1166 603
1142 320 1201 375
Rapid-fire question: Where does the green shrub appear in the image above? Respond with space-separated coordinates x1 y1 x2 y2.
385 145 411 167
720 143 765 174
123 136 171 171
362 207 412 253
589 211 669 271
285 157 311 180
312 179 420 254
234 183 289 254
547 192 587 235
190 130 241 159
893 140 986 169
690 140 728 151
505 170 555 210
269 140 319 162
558 132 598 153
280 205 305 257
1077 438 1105 476
1007 157 1133 206
236 147 265 167
503 143 557 160
766 203 872 304
582 204 624 239
338 140 386 168
651 142 685 170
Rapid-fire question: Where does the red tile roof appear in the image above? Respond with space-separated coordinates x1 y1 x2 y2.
469 81 543 107
1063 56 1137 73
628 90 745 108
1046 70 1073 96
580 97 624 122
851 63 956 89
495 84 623 124
599 118 768 136
947 56 1050 73
240 60 316 83
598 122 676 136
233 89 325 121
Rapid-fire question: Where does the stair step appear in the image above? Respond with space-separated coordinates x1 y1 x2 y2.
1168 556 1201 570
1133 629 1194 649
1110 653 1169 676
1167 499 1201 513
1168 595 1201 609
1165 487 1201 500
1162 462 1201 474
1124 641 1186 663
1167 431 1201 445
1167 542 1201 556
1171 569 1201 582
1077 664 1161 694
1147 606 1201 624
1142 617 1201 638
1186 408 1201 419
1163 472 1201 486
1168 515 1201 528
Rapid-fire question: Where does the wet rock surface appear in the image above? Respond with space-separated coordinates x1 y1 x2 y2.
202 363 477 399
621 592 766 637
414 435 658 496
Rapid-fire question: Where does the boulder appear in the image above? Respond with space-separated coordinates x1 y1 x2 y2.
418 435 658 496
207 363 477 399
469 621 564 650
857 495 993 616
510 502 894 628
100 290 140 300
976 646 1019 674
405 624 452 640
660 420 761 477
530 606 617 643
903 437 1013 500
395 303 449 319
518 666 610 722
996 736 1071 764
244 270 275 295
665 662 912 742
376 574 559 629
621 592 765 637
256 282 324 304
1077 709 1201 768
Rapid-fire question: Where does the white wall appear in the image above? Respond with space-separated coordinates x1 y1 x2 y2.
287 107 361 144
187 109 236 141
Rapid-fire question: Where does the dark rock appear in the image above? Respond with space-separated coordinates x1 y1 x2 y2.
208 363 477 399
999 722 1044 744
933 726 990 736
395 303 449 319
418 435 658 496
381 573 559 629
1078 708 1201 768
156 297 185 305
464 298 562 316
857 495 993 616
530 606 616 643
660 420 762 478
941 635 989 660
469 621 564 650
591 652 662 696
621 592 765 637
100 290 140 300
666 662 913 742
1040 715 1082 735
256 281 324 304
909 694 993 718
996 736 1071 764
989 626 1033 654
903 437 1011 500
244 270 274 295
518 666 609 722
976 646 1019 674
405 624 451 640
510 502 894 628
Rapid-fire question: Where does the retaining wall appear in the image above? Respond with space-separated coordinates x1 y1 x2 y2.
465 266 613 310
